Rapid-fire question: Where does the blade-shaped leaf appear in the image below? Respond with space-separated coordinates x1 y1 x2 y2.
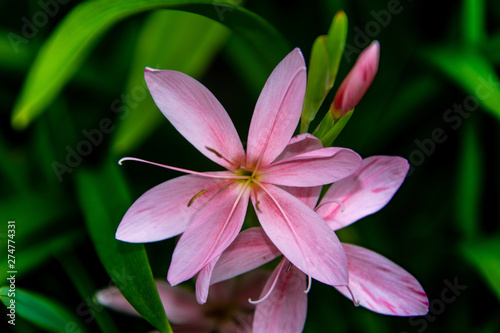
322 109 353 147
325 10 348 89
59 253 120 333
0 229 83 281
223 33 274 98
300 11 348 133
111 10 230 155
0 287 89 333
300 36 330 133
424 48 500 121
462 0 485 47
456 120 483 239
11 0 289 130
76 160 172 333
462 237 500 301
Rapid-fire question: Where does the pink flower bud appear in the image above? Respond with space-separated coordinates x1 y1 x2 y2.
332 41 380 117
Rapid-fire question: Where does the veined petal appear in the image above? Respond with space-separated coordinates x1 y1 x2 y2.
279 186 321 210
273 133 323 162
260 147 362 187
196 227 280 304
95 281 207 325
252 184 348 286
116 174 232 243
246 48 307 168
195 255 220 305
168 182 250 286
145 68 245 170
212 227 281 285
317 156 409 231
253 259 307 333
155 281 208 325
335 244 429 316
95 285 143 317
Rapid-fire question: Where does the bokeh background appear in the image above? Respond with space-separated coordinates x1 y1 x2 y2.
1 0 499 332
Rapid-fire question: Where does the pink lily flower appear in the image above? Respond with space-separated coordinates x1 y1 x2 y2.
196 135 428 331
115 48 362 287
95 271 269 332
332 40 380 118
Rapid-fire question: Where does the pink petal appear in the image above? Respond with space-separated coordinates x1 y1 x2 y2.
155 281 208 325
260 147 362 187
317 156 409 231
279 185 321 210
116 174 233 243
332 41 379 116
195 254 220 305
231 270 272 310
95 281 208 325
214 227 281 284
168 182 250 285
144 68 245 170
246 48 307 168
273 133 324 162
95 285 143 317
335 244 429 316
253 259 307 333
252 184 348 286
196 227 281 304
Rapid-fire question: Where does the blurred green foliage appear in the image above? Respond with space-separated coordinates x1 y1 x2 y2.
1 0 499 332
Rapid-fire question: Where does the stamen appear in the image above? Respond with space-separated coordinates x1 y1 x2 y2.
255 200 262 213
118 157 248 180
304 275 312 294
205 146 236 168
200 180 252 273
187 190 207 207
186 180 235 207
253 180 310 281
315 199 345 213
286 262 293 273
249 259 286 304
346 285 361 307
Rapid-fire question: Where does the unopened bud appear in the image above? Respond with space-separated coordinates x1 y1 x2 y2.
331 40 380 118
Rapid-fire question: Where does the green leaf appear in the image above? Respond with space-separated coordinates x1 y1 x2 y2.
0 30 34 72
11 0 289 130
76 159 172 332
462 237 500 301
316 109 353 147
300 11 348 134
59 252 120 333
325 10 348 89
424 48 500 121
462 0 485 47
111 10 230 155
223 33 274 98
0 191 73 243
0 287 89 332
455 120 483 239
0 229 83 281
300 36 330 133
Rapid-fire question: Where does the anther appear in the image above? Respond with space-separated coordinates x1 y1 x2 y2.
255 200 262 213
205 146 223 158
187 190 207 207
205 146 235 167
286 262 293 272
